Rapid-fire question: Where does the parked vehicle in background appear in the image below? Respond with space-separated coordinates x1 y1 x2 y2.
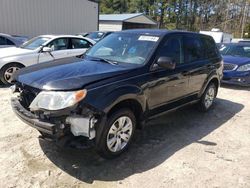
220 43 250 86
11 29 223 158
231 38 250 43
82 31 113 42
239 40 250 43
200 28 232 44
0 33 28 47
0 35 95 85
76 32 89 37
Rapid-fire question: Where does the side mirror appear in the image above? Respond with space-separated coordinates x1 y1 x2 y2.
156 57 176 70
42 47 52 53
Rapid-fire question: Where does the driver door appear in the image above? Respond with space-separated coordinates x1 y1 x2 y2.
147 35 189 111
38 38 71 63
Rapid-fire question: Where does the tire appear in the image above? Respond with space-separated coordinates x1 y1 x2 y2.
95 108 136 159
0 63 24 85
198 82 217 112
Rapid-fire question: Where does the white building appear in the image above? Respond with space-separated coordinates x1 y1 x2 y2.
99 13 158 31
0 0 99 37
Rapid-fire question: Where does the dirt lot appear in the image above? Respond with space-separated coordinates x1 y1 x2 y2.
0 84 250 188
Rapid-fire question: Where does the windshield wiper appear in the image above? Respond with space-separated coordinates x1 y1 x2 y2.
90 57 118 65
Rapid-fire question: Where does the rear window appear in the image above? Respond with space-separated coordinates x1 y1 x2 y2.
201 36 220 59
6 39 14 45
0 36 6 45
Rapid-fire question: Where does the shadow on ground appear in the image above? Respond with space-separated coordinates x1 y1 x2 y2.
40 98 244 183
221 83 250 91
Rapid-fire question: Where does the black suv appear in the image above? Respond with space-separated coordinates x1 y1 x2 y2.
11 30 223 158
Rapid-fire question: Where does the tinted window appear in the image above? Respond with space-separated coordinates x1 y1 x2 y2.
157 36 182 64
47 38 69 51
87 32 105 41
202 36 219 58
183 35 205 63
0 37 6 45
6 39 14 45
72 38 91 49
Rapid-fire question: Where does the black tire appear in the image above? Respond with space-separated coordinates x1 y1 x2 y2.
198 82 217 112
0 63 24 85
95 108 136 159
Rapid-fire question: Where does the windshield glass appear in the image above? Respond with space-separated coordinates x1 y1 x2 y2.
86 33 159 65
220 44 250 58
86 32 105 41
20 37 50 50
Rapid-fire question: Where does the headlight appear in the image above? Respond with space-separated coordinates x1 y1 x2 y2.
237 64 250 72
29 89 87 111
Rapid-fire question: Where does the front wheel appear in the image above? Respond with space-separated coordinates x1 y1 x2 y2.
95 109 136 159
198 82 217 112
0 63 24 85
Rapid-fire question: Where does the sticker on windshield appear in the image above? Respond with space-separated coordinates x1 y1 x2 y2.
138 36 159 42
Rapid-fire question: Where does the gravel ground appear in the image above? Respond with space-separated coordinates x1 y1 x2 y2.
0 84 249 188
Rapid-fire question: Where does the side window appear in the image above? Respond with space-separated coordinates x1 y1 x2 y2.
47 38 69 51
71 38 91 49
202 36 219 58
0 37 6 45
183 36 205 63
243 47 250 57
157 36 183 64
6 39 14 45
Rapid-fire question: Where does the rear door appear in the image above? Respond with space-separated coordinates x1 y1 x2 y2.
182 34 210 94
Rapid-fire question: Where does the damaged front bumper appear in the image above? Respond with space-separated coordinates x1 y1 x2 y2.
11 97 99 141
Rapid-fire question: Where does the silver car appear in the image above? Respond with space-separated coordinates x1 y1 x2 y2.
0 35 95 84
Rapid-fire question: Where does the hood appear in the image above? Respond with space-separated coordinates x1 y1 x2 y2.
15 57 133 91
223 55 250 66
0 47 34 58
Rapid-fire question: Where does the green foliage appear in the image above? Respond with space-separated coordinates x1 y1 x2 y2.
100 0 250 37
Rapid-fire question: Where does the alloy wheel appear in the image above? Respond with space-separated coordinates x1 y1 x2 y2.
204 86 215 109
106 116 133 153
4 67 20 84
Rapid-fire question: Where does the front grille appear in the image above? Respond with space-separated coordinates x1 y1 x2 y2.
223 63 237 71
17 84 40 110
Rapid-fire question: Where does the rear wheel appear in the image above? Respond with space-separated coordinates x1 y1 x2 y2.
95 109 136 159
0 63 24 85
198 82 217 112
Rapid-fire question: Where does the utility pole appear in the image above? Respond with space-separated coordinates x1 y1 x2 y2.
241 0 247 38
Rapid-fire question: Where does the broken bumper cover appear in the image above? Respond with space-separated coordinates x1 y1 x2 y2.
11 97 56 135
11 97 98 140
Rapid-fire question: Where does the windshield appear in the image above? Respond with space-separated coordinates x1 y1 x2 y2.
220 44 250 58
86 33 159 65
86 32 105 41
20 37 50 50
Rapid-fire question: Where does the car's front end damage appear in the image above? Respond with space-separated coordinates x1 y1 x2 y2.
11 83 103 146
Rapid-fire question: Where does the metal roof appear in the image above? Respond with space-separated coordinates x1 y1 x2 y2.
99 13 144 21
